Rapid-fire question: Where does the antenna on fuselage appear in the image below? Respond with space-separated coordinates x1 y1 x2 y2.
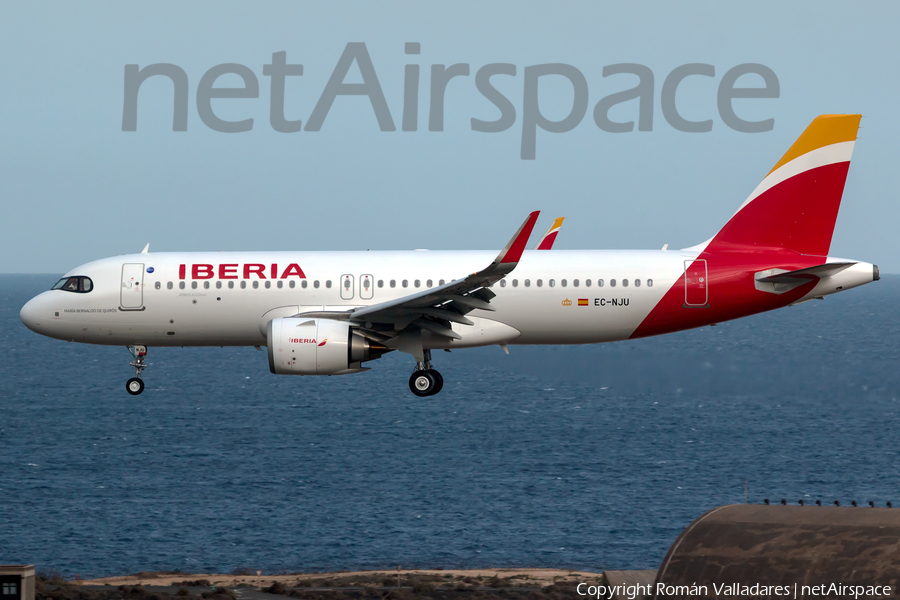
141 243 150 254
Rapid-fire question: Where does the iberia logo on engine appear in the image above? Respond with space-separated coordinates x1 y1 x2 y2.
288 338 328 346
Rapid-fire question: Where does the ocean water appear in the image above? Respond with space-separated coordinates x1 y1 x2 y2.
1 274 898 577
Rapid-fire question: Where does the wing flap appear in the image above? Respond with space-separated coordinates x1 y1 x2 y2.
440 294 495 312
413 318 462 340
415 307 475 326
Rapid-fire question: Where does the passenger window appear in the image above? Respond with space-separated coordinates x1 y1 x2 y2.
524 279 531 287
179 282 186 290
610 279 617 287
289 280 295 289
229 281 235 289
622 279 629 287
547 279 554 287
277 281 283 289
512 279 518 287
203 281 210 289
302 280 308 289
500 280 507 287
561 279 567 287
585 279 591 287
537 279 543 287
647 278 653 287
439 279 445 285
326 280 332 288
635 279 641 287
390 280 396 288
598 279 604 287
402 280 408 288
216 281 222 289
377 280 384 288
414 279 421 288
191 281 198 289
252 281 259 289
155 281 161 290
427 279 433 287
167 282 173 290
573 279 579 287
314 280 320 289
240 281 246 289
265 281 271 289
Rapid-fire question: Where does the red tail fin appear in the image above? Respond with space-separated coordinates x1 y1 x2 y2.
700 114 861 256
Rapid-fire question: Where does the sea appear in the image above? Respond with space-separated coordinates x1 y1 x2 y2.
1 274 898 578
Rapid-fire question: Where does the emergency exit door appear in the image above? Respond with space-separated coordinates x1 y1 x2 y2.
120 263 144 309
341 274 354 300
360 274 374 300
684 259 708 306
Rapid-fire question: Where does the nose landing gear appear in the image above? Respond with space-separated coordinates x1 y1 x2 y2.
126 345 148 395
408 349 444 397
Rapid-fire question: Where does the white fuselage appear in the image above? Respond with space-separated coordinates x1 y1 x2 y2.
20 248 875 350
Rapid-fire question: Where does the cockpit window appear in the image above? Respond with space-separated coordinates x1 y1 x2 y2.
52 276 93 293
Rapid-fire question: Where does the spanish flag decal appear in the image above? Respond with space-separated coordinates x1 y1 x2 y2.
578 299 589 306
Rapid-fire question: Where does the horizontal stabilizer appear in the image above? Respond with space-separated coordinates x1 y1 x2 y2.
756 262 856 284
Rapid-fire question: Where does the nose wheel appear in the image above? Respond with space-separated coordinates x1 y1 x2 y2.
126 345 148 395
126 377 145 395
408 349 444 397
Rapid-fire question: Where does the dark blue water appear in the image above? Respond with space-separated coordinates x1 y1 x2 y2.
1 274 898 577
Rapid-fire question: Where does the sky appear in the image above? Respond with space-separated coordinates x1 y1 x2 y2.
1 2 898 273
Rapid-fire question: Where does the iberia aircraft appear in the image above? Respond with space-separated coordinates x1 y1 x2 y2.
20 115 878 397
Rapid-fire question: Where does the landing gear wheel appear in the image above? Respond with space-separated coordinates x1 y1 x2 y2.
127 345 149 396
409 371 437 397
126 377 144 396
426 369 443 395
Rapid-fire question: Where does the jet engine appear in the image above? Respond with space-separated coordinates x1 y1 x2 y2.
267 317 390 375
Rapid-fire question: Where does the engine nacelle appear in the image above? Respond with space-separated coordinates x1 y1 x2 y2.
267 317 389 375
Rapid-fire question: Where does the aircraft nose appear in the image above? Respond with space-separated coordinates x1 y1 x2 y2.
20 294 46 334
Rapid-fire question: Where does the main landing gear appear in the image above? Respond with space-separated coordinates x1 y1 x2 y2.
126 345 148 396
408 349 444 397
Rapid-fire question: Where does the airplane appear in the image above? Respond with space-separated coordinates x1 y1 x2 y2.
20 114 878 397
535 217 565 250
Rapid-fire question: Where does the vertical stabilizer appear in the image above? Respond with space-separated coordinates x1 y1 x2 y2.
697 114 861 256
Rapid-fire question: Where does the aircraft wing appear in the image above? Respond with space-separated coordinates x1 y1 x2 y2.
534 217 564 249
297 211 540 341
